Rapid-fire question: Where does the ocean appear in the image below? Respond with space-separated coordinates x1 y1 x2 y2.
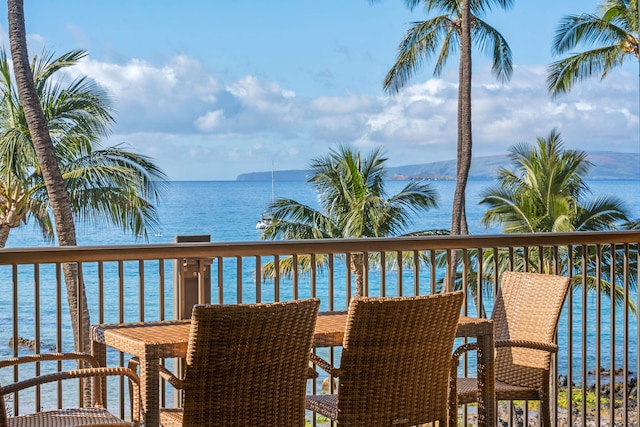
2 179 639 386
9 179 640 247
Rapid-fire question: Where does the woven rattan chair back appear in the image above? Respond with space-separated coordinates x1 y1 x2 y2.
335 292 463 426
179 298 319 427
493 271 571 390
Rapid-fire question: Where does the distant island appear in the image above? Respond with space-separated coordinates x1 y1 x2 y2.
237 151 640 181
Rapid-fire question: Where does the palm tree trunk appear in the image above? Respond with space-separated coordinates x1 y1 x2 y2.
447 0 472 292
0 224 9 247
351 253 364 297
453 0 472 237
7 0 90 358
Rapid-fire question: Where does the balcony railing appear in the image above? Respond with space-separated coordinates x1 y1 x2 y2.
0 230 638 426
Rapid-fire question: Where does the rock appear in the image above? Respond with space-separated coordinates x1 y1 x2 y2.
7 336 55 351
8 336 37 350
588 366 632 377
558 375 568 387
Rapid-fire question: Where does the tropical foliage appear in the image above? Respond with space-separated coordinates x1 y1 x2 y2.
383 0 513 239
383 0 513 92
0 48 167 248
261 145 444 296
480 129 628 233
548 0 639 96
474 130 635 311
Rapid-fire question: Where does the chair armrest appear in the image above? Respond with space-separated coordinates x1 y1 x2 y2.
309 353 342 377
129 356 184 389
307 366 319 379
452 342 481 361
495 340 558 354
0 352 101 369
158 365 185 389
0 366 142 424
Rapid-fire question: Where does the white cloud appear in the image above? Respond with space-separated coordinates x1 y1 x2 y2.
194 110 225 132
71 53 638 180
72 55 221 134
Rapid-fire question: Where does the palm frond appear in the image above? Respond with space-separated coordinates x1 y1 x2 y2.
384 16 456 93
548 5 636 97
471 16 513 82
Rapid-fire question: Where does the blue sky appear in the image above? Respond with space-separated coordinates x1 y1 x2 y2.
0 0 637 180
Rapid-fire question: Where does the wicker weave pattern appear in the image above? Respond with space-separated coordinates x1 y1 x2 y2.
158 298 320 427
493 272 569 387
307 292 464 426
454 271 570 427
6 408 132 427
0 353 140 427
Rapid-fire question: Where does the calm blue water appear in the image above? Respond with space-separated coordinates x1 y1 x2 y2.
7 179 639 246
2 179 639 387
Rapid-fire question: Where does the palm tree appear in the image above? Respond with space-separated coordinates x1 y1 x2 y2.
383 0 513 238
480 129 628 233
5 1 166 365
547 0 639 96
0 48 167 248
6 0 94 375
478 129 635 310
261 145 443 296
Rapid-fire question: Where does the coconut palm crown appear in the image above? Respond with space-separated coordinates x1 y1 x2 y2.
261 145 443 295
383 0 513 93
480 129 629 233
262 145 440 240
0 48 167 247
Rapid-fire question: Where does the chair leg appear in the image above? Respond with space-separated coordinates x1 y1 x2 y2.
448 368 458 427
448 409 458 427
538 399 550 427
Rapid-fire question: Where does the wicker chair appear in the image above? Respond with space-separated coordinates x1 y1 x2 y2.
453 271 571 427
0 352 141 427
306 292 464 426
152 298 320 427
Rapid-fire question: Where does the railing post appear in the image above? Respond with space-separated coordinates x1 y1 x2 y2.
172 234 211 408
173 235 212 320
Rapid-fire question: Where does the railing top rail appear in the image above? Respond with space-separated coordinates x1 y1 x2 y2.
0 230 638 265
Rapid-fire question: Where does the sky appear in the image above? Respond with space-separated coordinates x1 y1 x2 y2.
0 0 638 180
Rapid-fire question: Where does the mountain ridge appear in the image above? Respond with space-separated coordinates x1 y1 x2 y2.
236 151 640 181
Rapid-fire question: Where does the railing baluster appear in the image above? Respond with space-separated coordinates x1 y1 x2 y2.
292 253 298 300
327 253 333 310
236 256 242 304
413 250 419 296
595 244 602 425
610 243 616 427
397 250 402 297
34 263 41 413
363 252 369 297
12 263 18 414
566 245 574 427
56 262 62 408
380 251 386 297
139 260 145 321
581 244 588 425
623 243 630 427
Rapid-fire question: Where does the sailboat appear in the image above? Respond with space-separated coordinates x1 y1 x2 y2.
256 163 275 230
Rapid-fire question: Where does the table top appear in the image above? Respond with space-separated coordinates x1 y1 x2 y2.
91 312 493 357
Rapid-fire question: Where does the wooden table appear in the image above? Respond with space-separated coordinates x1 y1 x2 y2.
91 312 494 427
